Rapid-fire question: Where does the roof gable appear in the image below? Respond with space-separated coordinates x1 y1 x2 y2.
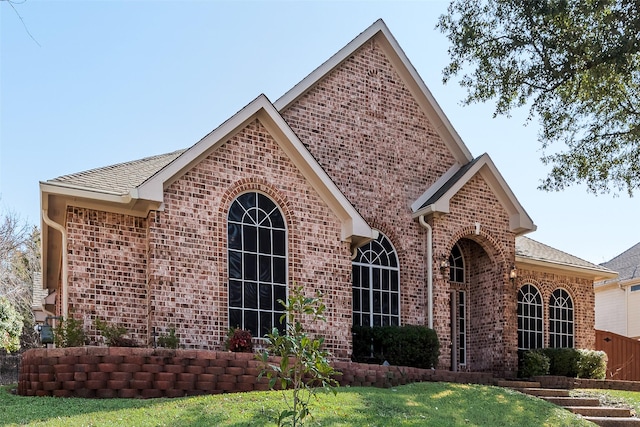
274 19 473 165
43 95 375 247
412 153 536 235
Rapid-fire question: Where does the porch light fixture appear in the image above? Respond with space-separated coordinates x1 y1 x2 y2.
509 265 518 283
439 256 449 274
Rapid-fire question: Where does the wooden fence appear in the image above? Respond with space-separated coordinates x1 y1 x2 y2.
595 329 640 381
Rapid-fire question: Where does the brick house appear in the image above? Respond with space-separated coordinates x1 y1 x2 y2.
39 20 615 377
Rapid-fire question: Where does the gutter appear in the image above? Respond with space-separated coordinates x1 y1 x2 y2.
42 210 68 318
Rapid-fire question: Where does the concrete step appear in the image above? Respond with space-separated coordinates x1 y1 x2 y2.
543 396 601 407
582 417 640 427
566 406 632 417
495 380 541 388
518 387 571 397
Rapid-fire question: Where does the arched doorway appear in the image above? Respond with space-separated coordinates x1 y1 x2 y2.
446 236 508 373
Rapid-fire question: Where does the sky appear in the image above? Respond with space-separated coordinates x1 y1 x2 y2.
1 0 638 265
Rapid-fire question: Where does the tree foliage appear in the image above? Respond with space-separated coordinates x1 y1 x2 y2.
0 207 41 349
438 0 640 194
0 296 23 353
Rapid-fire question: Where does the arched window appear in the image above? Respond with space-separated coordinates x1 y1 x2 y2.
518 284 544 350
352 232 400 327
549 288 574 348
449 243 464 283
448 242 466 364
228 192 286 338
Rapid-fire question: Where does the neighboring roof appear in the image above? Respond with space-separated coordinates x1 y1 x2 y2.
274 19 473 165
600 242 640 283
47 150 185 196
516 236 617 280
412 153 536 235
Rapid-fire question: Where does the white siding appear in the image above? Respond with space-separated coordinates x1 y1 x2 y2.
627 288 640 339
595 287 627 336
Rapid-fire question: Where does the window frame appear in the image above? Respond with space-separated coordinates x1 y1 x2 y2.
352 232 401 327
549 288 574 348
227 191 287 338
517 283 544 350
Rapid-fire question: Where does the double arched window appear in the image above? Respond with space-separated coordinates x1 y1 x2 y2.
517 284 574 349
517 284 544 350
352 232 400 327
227 192 287 338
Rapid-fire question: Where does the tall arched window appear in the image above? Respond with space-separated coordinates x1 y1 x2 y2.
549 288 574 348
518 284 544 350
352 232 400 327
449 242 466 364
449 243 464 283
228 192 286 338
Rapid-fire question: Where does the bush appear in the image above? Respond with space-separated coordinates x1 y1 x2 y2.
225 327 253 353
577 349 607 379
157 326 180 349
541 348 580 377
94 317 137 347
352 325 439 369
519 348 606 379
53 315 87 348
519 349 550 378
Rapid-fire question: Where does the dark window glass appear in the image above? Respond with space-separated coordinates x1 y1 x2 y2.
352 232 400 327
227 192 287 336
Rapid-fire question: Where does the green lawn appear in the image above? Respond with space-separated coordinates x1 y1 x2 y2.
0 382 596 426
575 388 640 416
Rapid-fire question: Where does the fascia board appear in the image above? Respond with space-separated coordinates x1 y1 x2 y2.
274 19 473 165
135 97 268 202
476 155 536 233
137 94 374 245
516 255 619 281
411 163 462 213
413 157 483 218
256 103 374 244
40 181 132 204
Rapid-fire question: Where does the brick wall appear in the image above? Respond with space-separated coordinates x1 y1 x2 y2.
18 347 493 398
66 209 149 344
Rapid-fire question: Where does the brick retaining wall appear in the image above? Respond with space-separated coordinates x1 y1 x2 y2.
533 375 640 392
18 347 493 398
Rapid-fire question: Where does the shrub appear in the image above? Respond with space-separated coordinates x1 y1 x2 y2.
53 315 86 348
225 327 253 353
352 325 439 369
577 349 607 379
519 349 550 378
541 348 580 377
94 317 137 347
157 326 180 349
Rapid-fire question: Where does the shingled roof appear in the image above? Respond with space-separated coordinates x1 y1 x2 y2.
600 242 640 282
47 149 186 195
516 236 616 279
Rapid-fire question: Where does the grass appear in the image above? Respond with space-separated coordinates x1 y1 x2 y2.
575 388 640 416
0 382 595 427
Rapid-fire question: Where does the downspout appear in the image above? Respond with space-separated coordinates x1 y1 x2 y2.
42 210 68 318
418 215 433 329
